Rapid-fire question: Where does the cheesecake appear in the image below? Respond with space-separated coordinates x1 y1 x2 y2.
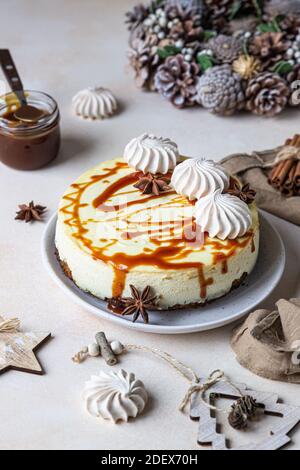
55 134 259 310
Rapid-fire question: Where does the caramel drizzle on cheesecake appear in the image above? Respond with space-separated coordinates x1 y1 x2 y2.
60 160 254 299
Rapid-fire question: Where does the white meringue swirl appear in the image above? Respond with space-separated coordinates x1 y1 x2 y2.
82 369 148 423
124 133 179 174
195 189 252 240
171 158 230 200
72 86 118 120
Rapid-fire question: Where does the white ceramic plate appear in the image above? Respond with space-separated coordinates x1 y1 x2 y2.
42 212 285 335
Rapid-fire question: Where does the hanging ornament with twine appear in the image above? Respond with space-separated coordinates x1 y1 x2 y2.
73 331 300 450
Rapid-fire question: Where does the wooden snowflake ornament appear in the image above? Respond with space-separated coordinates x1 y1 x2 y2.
190 377 300 450
0 316 51 375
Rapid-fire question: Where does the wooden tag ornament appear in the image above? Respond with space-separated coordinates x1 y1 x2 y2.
0 315 51 375
190 377 300 450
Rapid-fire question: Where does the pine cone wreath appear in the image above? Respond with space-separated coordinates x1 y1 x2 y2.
245 72 290 117
208 34 243 64
197 64 245 115
249 33 290 70
154 54 199 107
233 55 261 80
128 36 160 89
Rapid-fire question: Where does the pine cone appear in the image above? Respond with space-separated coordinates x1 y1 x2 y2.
228 408 248 430
128 36 159 89
280 15 300 41
125 3 148 31
208 34 243 64
286 64 300 106
166 0 203 41
154 54 199 108
165 0 205 19
197 64 245 115
227 15 258 35
228 396 259 430
250 33 290 70
169 18 203 41
233 55 261 80
246 72 290 117
204 0 233 32
264 0 300 18
286 64 300 85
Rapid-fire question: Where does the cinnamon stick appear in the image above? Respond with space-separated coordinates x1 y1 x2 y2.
285 134 300 147
283 161 297 190
268 161 285 188
269 159 294 189
295 161 300 186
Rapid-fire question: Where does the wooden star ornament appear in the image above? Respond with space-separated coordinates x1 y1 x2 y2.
0 316 51 375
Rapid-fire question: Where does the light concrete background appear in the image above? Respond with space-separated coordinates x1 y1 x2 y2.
0 0 299 450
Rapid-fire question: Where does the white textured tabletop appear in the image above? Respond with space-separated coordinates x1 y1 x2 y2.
0 0 300 451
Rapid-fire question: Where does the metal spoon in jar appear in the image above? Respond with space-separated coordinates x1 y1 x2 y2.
0 49 44 123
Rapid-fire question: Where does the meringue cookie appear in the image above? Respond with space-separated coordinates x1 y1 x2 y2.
195 189 252 240
82 369 148 423
171 158 230 200
72 86 117 120
124 133 179 174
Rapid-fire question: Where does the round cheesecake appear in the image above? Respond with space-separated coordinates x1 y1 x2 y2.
55 157 259 309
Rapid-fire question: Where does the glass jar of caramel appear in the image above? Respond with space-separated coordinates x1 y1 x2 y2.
0 90 60 170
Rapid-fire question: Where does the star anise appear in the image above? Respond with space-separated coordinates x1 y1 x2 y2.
15 201 47 223
134 173 171 196
122 285 157 324
227 183 256 205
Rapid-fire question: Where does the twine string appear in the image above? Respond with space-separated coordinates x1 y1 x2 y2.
0 318 20 333
263 145 300 169
125 344 199 384
125 344 244 413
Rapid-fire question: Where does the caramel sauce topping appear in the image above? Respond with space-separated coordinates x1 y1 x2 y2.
60 160 254 298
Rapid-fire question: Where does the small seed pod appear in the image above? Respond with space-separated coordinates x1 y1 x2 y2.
88 343 100 357
110 340 124 355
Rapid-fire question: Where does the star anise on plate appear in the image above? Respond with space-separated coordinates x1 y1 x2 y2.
15 201 47 223
121 285 157 324
227 183 256 205
134 173 171 196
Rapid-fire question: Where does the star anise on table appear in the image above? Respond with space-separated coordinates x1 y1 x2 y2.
227 183 256 205
122 285 157 324
15 201 47 223
134 173 171 196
